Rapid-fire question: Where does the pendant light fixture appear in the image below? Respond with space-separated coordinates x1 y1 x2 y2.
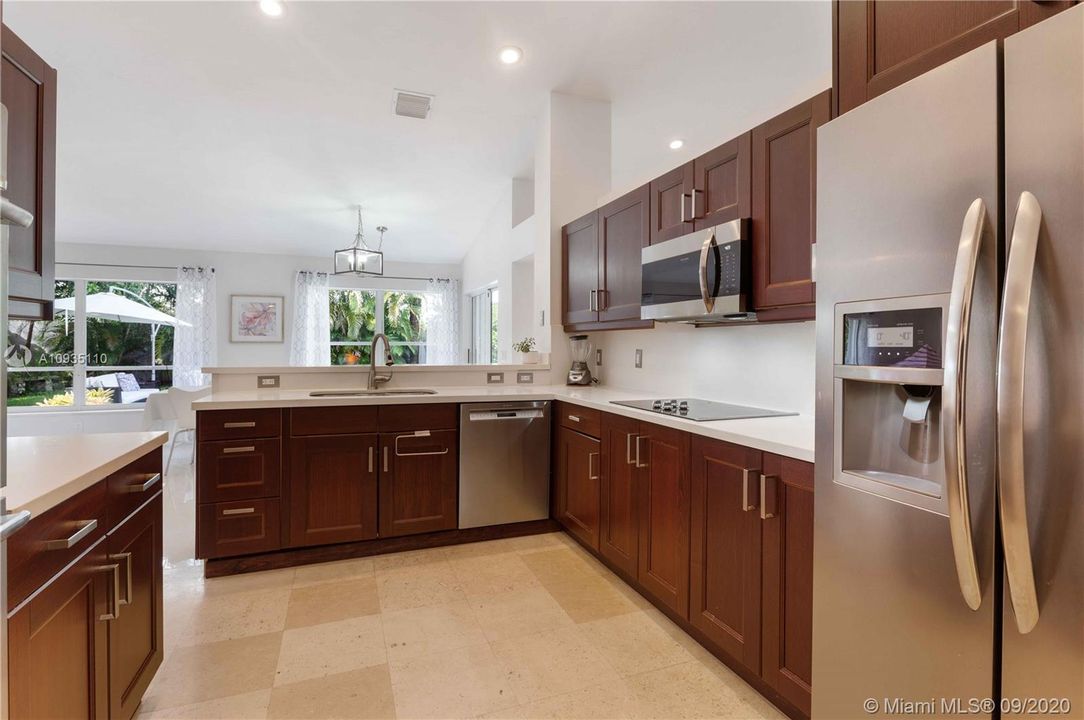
334 206 385 276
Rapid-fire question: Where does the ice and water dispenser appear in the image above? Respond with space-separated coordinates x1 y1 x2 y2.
833 295 951 515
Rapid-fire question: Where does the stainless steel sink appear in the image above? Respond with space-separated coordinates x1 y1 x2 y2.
308 389 438 397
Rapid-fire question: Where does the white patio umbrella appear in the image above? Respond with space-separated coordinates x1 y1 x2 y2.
54 291 186 381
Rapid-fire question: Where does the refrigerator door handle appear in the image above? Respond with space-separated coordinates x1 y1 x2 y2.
997 191 1043 634
942 197 987 611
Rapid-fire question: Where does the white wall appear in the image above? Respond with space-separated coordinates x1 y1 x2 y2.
54 241 460 367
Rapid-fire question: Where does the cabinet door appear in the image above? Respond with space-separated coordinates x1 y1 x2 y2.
649 162 694 245
1 26 57 320
599 413 639 578
555 425 601 550
598 185 649 323
288 434 378 547
835 0 1073 116
693 133 752 230
751 90 831 315
379 430 458 537
562 210 599 325
636 422 691 618
760 453 814 716
107 494 164 720
8 540 110 720
689 438 763 673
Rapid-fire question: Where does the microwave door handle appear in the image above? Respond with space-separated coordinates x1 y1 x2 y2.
699 231 716 314
997 191 1043 634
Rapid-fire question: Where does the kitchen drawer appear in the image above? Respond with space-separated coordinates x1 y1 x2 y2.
7 480 107 608
557 402 601 438
197 498 281 559
377 403 457 432
289 405 378 436
198 439 281 503
106 447 163 529
197 408 281 441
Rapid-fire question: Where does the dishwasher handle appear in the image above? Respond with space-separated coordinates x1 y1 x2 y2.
468 408 545 422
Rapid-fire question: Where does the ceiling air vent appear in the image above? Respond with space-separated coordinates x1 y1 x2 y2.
393 90 434 119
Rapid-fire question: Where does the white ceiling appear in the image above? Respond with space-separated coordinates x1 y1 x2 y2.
5 1 831 264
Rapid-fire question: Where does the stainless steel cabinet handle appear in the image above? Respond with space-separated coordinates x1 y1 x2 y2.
221 507 255 516
112 552 134 605
383 445 389 472
223 421 256 429
680 192 692 223
634 436 647 468
742 469 758 512
44 519 98 550
597 289 607 311
222 446 256 455
690 188 702 219
626 433 636 465
126 472 162 493
997 191 1043 633
395 431 450 457
0 510 31 540
759 474 778 520
943 197 988 612
699 230 717 314
368 446 374 473
588 452 600 481
587 290 596 312
567 414 581 423
100 563 122 621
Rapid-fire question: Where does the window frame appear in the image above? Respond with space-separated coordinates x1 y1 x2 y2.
328 286 428 366
468 285 498 365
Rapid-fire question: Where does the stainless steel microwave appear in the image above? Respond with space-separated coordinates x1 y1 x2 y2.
640 218 752 322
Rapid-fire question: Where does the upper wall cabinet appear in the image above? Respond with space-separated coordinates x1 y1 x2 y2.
835 0 1074 116
561 184 652 332
750 90 831 320
2 25 57 320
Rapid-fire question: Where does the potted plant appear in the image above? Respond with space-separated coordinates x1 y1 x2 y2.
513 337 539 364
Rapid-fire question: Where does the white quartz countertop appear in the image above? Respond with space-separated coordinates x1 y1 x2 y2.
5 431 168 517
195 385 814 462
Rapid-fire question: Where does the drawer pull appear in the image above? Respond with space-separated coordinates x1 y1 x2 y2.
221 507 256 516
126 472 162 493
44 519 98 550
368 445 374 474
395 431 450 457
112 551 134 605
223 421 257 429
222 446 256 454
568 414 581 423
100 563 122 621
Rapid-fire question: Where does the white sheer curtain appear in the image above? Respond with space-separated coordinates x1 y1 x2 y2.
173 267 217 387
289 271 330 366
423 278 460 364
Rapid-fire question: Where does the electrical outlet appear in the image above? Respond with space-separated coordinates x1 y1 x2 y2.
516 371 534 384
595 349 603 366
635 349 643 368
257 375 280 388
487 372 505 384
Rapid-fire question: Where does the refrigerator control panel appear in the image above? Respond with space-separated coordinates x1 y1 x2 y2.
841 307 942 368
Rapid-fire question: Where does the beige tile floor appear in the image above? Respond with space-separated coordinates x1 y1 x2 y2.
140 441 785 720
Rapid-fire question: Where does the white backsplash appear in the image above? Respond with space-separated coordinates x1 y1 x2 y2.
589 321 816 415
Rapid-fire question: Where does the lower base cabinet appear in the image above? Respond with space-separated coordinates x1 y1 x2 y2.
379 429 458 537
555 424 602 550
288 433 378 546
599 413 639 578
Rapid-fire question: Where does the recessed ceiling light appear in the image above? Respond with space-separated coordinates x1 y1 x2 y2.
259 0 284 18
669 139 684 150
499 46 523 65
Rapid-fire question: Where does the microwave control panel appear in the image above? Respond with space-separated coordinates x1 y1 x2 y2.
841 307 942 368
716 239 744 296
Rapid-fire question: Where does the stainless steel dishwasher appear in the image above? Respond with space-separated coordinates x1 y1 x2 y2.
459 401 551 529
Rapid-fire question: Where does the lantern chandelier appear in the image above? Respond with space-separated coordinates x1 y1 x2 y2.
334 206 386 276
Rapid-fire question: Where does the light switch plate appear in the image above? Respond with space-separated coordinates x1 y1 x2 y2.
634 349 643 368
516 371 534 384
487 372 505 384
257 375 280 388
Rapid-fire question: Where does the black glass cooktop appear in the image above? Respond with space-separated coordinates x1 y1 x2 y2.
610 398 797 422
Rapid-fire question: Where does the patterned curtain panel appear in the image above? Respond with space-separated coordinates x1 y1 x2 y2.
423 278 460 364
289 271 331 366
173 266 217 387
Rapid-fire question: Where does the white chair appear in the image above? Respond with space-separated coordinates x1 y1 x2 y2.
164 386 209 473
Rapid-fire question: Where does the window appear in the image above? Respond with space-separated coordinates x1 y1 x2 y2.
329 288 427 365
469 287 498 364
7 280 177 408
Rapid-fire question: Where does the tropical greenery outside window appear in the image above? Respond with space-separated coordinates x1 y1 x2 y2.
6 279 176 408
329 288 427 365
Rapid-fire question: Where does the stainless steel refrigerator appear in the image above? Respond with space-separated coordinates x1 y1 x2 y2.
813 6 1083 718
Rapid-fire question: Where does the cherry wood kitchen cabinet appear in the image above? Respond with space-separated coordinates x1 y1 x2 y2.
750 90 831 320
760 452 815 716
689 437 764 674
197 438 281 503
379 428 458 538
599 412 640 578
636 422 691 618
693 132 752 231
555 424 602 551
288 433 379 546
1 24 57 320
834 0 1074 117
561 209 599 326
107 494 164 720
649 163 694 245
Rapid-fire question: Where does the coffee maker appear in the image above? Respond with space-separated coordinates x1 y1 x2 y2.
566 335 595 385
